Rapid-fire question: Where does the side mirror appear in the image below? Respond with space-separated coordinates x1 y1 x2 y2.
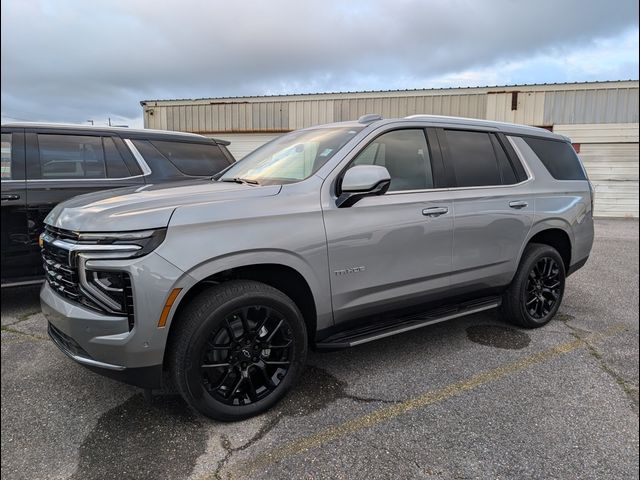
336 165 391 208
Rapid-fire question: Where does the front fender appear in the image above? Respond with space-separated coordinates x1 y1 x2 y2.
160 249 333 332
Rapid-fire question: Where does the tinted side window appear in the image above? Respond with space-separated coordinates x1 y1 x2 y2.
523 137 586 180
445 130 501 187
103 137 131 178
1 133 11 179
490 135 517 185
149 141 230 176
350 129 434 191
37 135 105 179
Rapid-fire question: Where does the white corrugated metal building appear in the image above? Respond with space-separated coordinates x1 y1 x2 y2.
141 80 639 217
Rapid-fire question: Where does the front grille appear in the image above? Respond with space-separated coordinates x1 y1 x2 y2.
44 225 80 242
48 323 91 359
42 226 135 329
42 238 81 302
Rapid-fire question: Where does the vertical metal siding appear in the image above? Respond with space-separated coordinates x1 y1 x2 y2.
555 123 639 218
554 123 639 143
544 88 639 124
579 143 639 218
485 91 546 125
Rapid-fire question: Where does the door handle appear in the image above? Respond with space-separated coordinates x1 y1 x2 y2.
422 206 448 217
509 201 528 209
1 194 20 201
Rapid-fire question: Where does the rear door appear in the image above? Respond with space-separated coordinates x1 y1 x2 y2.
438 128 534 293
24 129 144 277
1 128 29 284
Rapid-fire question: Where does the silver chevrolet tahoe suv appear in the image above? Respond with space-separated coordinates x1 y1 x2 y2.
40 114 594 421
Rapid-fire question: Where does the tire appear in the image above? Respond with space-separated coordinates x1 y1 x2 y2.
501 243 566 328
168 280 308 421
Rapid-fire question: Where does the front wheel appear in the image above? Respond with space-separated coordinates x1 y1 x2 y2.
501 243 566 328
168 280 308 421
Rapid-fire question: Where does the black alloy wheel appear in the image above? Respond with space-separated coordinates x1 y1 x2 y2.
524 257 562 319
501 243 566 328
200 305 294 406
169 280 307 421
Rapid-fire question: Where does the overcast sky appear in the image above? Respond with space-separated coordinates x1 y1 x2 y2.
1 0 638 128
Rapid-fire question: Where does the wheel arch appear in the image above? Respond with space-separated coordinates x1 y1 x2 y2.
163 253 328 367
522 220 573 272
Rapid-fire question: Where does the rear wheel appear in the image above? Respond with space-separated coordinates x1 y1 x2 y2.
501 243 566 328
168 280 307 421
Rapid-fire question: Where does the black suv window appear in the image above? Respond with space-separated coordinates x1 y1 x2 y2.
444 130 505 187
37 135 106 179
103 137 131 178
149 140 230 176
523 137 586 180
350 129 434 191
1 133 11 179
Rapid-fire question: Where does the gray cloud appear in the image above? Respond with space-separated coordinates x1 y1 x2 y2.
1 0 638 125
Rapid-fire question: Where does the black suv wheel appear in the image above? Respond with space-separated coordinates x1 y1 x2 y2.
168 280 307 421
501 243 566 328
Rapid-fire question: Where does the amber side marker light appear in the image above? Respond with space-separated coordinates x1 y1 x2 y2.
158 288 182 328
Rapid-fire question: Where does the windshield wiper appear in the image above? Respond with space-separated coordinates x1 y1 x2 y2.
220 177 260 185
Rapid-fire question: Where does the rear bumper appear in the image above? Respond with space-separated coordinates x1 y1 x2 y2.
567 256 589 276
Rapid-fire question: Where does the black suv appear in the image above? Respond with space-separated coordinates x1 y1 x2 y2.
1 123 235 286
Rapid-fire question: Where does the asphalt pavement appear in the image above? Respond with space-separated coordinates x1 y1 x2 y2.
1 218 638 480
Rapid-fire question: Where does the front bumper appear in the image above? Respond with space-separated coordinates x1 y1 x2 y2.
40 251 190 389
47 321 162 388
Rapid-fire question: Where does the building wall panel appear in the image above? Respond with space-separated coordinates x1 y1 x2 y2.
544 88 639 124
554 123 639 143
485 91 546 125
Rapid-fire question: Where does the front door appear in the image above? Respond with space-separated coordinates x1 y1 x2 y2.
322 128 453 325
23 130 144 277
1 129 29 284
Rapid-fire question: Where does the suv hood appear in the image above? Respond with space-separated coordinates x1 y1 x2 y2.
45 180 281 232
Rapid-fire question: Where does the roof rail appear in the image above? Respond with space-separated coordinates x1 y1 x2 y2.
358 114 383 124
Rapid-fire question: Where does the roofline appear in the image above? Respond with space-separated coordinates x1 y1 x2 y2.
0 122 223 142
140 79 639 105
400 115 568 141
284 115 568 141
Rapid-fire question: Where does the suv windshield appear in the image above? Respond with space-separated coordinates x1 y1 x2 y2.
220 127 363 185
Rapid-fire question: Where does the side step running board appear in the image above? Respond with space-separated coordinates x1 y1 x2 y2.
316 297 501 349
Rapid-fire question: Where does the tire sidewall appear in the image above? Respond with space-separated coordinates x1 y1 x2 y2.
180 291 307 421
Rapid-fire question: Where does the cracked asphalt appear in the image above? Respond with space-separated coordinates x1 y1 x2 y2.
2 219 638 480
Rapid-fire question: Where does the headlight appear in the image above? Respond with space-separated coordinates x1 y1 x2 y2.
82 269 130 313
73 229 165 326
75 228 167 258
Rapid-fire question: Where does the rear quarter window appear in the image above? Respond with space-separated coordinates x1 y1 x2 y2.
522 137 586 180
149 140 231 176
